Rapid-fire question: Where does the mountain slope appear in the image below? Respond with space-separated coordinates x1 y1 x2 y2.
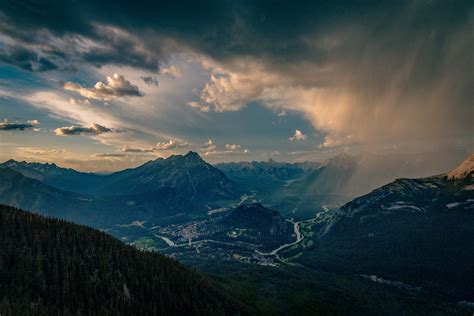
0 168 194 226
96 152 235 201
0 204 246 315
0 159 103 195
1 152 236 202
223 203 293 237
215 203 294 249
304 154 474 301
0 168 92 221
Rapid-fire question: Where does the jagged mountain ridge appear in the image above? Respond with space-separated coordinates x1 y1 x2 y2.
215 159 320 182
96 152 235 199
0 159 103 194
2 152 236 201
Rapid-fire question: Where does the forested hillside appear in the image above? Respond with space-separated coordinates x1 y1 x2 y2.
0 205 246 315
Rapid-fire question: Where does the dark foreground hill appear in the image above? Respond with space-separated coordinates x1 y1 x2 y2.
0 205 246 315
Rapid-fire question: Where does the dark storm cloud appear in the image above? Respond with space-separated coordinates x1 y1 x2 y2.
0 44 58 72
0 1 472 77
1 1 471 60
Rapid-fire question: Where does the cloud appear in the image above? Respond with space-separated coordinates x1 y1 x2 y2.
289 129 307 141
54 123 117 136
92 153 128 158
140 76 159 86
194 62 278 112
69 98 91 106
159 65 182 78
120 145 154 153
120 140 188 153
63 74 144 101
202 141 248 156
0 119 39 131
0 44 58 72
187 101 210 112
202 148 249 157
155 139 188 150
81 24 163 71
15 147 66 156
201 139 216 151
225 143 241 150
1 1 472 153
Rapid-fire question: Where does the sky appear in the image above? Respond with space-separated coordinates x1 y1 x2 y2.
0 0 472 171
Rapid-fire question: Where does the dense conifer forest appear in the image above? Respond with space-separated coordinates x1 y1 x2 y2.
0 205 246 315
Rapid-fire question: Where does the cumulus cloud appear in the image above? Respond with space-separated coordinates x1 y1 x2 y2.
140 76 159 86
155 139 188 150
54 123 117 136
289 129 307 141
193 62 279 112
0 119 39 131
63 74 144 101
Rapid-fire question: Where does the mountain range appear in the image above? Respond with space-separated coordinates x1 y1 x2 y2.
0 152 237 226
1 152 234 198
1 151 473 313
